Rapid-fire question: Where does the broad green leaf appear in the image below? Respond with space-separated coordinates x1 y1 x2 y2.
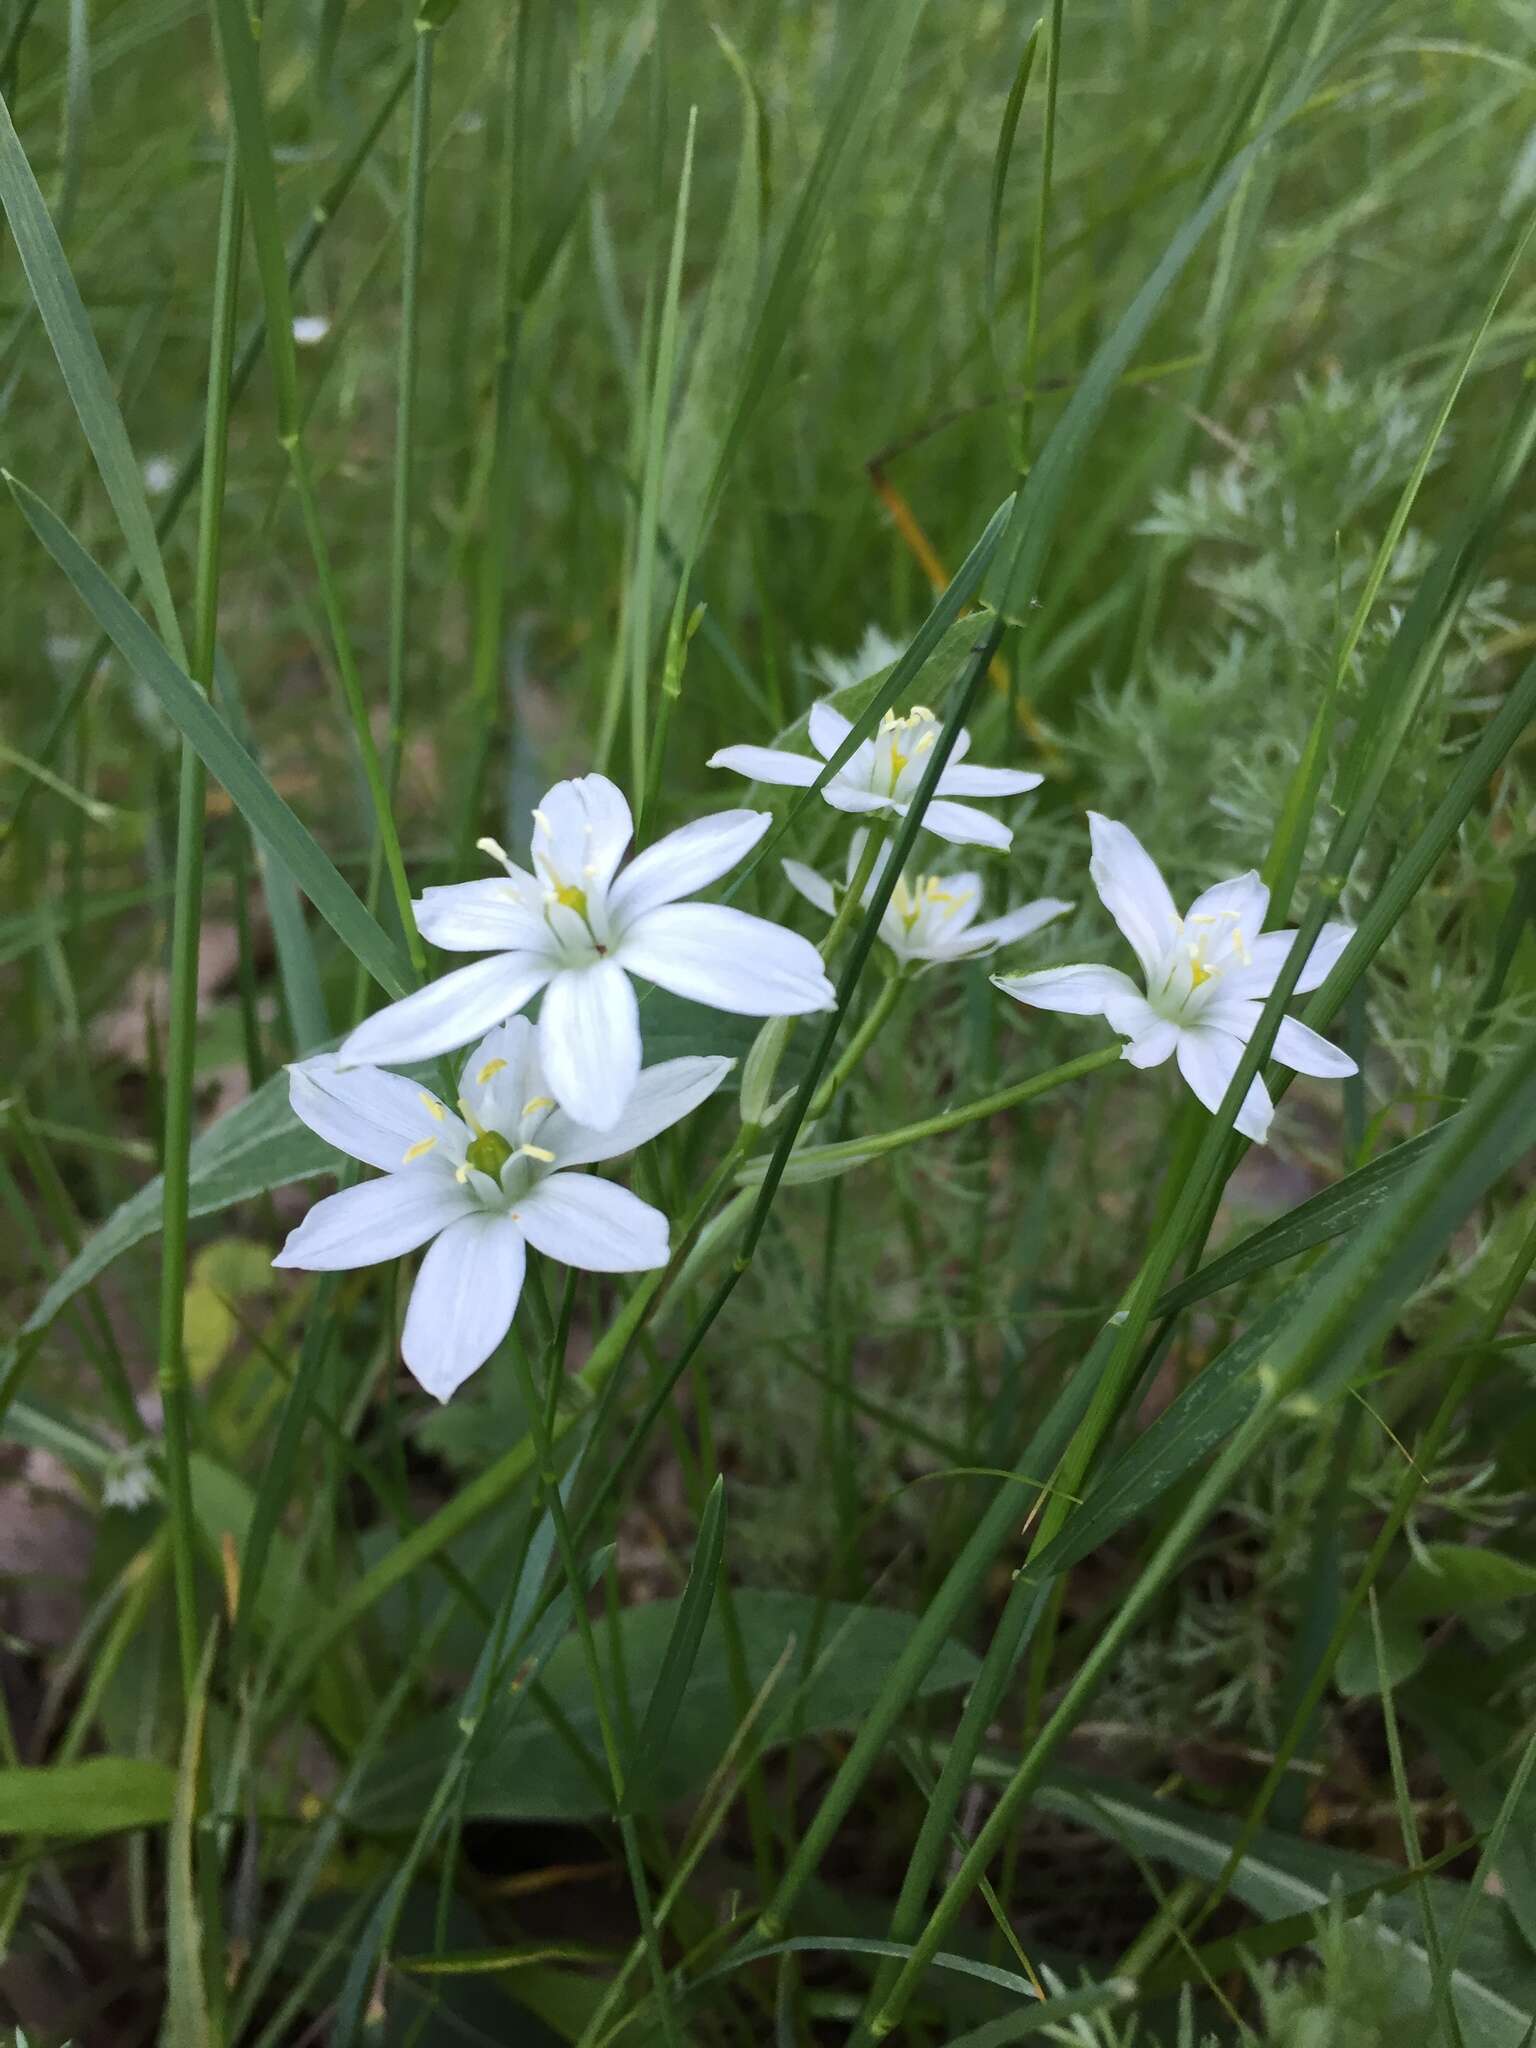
354 1592 979 1829
1033 1773 1536 2048
7 476 410 999
0 1757 176 1834
1390 1544 1536 1622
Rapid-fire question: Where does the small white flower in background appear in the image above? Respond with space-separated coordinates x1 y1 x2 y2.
709 700 1042 850
341 773 835 1131
275 1019 730 1400
102 1446 157 1511
142 455 176 497
783 830 1071 970
292 314 331 346
993 813 1356 1145
809 624 905 695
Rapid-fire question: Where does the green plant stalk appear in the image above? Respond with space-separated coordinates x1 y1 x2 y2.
354 21 434 1023
865 1035 1536 2036
1184 1201 1536 1937
507 1330 681 2048
739 1044 1120 1181
1016 0 1062 466
628 106 695 799
158 138 242 1700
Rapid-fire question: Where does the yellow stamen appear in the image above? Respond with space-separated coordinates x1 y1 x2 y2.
458 1095 487 1138
531 808 553 832
551 879 589 918
1189 958 1214 989
418 1092 444 1120
522 1095 555 1116
476 1056 509 1086
477 835 512 867
401 1136 438 1164
517 1142 556 1164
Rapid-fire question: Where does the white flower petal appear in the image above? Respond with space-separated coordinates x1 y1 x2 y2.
1087 813 1181 981
414 878 551 954
537 960 641 1130
961 897 1072 953
808 700 854 760
456 1016 542 1133
1226 921 1354 999
1184 870 1269 947
936 763 1043 798
1271 1014 1359 1079
514 1172 669 1272
533 774 633 899
1122 1019 1180 1069
1175 1028 1274 1143
402 1212 526 1401
993 962 1147 1020
608 809 770 926
824 783 894 817
782 858 837 919
618 903 836 1015
541 1055 733 1168
918 799 1013 849
341 954 554 1066
287 1058 456 1173
707 743 821 788
273 1172 473 1271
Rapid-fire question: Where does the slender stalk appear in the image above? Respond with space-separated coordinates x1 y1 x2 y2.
1016 0 1063 465
157 140 243 1699
741 1043 1119 1181
355 23 435 1023
283 436 424 976
507 1329 681 2047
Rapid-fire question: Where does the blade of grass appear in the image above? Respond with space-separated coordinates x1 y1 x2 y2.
6 475 411 997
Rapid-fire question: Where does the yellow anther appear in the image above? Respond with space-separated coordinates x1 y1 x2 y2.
522 1095 555 1116
418 1092 444 1121
916 730 937 753
517 1142 556 1164
401 1136 438 1164
551 880 589 918
477 835 512 866
454 1164 470 1183
476 1057 508 1086
457 1095 488 1138
531 808 553 832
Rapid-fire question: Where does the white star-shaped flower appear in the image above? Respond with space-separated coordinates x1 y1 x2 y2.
340 774 835 1131
782 830 1070 970
709 700 1042 850
993 813 1357 1144
274 1019 730 1400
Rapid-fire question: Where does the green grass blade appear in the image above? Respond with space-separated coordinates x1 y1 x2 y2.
7 473 411 996
0 86 185 662
623 1474 726 1812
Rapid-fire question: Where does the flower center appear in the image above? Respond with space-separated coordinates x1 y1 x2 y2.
878 705 938 792
465 1128 515 1178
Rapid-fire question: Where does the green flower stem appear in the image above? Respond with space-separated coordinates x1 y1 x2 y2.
742 1043 1120 1182
283 435 424 980
507 1330 681 2048
158 140 242 1700
355 22 434 1025
819 826 888 959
